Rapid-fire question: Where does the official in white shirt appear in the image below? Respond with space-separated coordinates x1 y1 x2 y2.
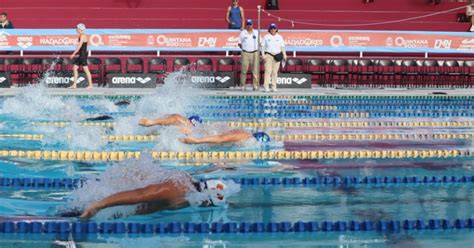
261 23 287 92
238 19 261 91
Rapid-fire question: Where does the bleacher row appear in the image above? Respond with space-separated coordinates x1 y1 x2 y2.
1 56 473 88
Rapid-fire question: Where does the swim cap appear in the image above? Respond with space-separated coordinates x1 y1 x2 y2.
253 132 271 143
205 179 227 206
77 23 86 31
188 115 202 126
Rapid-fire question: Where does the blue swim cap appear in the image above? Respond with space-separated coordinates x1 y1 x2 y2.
188 115 203 126
253 132 271 143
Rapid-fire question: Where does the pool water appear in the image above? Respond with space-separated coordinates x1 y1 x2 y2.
0 89 473 247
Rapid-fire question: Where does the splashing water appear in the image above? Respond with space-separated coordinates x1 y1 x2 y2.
2 84 87 120
132 70 206 118
65 154 240 220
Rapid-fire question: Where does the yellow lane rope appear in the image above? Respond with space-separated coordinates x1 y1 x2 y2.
32 121 474 128
1 133 473 142
0 149 471 161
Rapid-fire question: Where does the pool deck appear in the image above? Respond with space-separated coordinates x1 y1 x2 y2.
1 86 474 97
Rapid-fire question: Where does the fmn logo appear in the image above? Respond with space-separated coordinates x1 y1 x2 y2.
292 77 307 84
215 76 230 83
137 77 151 84
0 77 6 83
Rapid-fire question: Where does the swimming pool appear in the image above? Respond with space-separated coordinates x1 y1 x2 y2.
0 86 473 247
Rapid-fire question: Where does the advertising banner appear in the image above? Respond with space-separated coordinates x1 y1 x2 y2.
43 72 89 88
106 73 157 88
0 29 472 53
276 73 312 89
0 72 11 88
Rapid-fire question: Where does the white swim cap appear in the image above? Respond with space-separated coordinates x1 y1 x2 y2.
205 179 227 206
77 23 86 31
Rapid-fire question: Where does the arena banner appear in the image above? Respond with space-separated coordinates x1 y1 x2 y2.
106 73 157 88
276 73 312 89
188 72 235 88
0 72 11 88
0 29 473 53
44 72 89 88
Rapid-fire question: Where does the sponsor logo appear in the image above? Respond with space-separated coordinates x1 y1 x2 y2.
39 37 77 46
285 38 323 46
89 34 105 46
434 39 452 49
277 77 308 85
191 75 231 84
0 77 7 83
17 36 33 49
330 35 344 47
137 77 152 84
386 37 394 46
109 35 131 40
462 38 474 44
458 38 474 50
156 35 192 47
394 37 428 48
224 36 240 48
45 77 85 84
111 77 152 84
0 31 10 47
198 37 217 47
215 76 230 83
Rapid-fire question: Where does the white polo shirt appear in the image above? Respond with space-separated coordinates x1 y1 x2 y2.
262 33 285 55
238 29 260 52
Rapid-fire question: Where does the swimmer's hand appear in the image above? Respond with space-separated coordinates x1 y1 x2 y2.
139 118 153 127
269 164 296 171
180 137 199 144
79 203 100 219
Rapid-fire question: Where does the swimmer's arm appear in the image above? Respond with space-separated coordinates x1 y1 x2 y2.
80 184 171 219
181 133 249 144
189 163 237 175
139 114 187 127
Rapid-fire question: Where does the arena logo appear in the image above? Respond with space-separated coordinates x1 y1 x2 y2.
156 35 192 47
394 37 428 48
277 77 308 85
191 75 230 84
17 36 33 49
285 38 323 46
40 37 77 46
45 76 85 84
112 77 152 84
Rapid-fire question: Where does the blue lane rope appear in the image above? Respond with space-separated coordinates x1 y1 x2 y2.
0 218 473 234
198 104 474 111
1 175 472 189
202 111 474 119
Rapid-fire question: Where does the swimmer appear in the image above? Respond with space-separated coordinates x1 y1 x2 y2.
181 130 270 144
79 175 227 219
139 114 202 134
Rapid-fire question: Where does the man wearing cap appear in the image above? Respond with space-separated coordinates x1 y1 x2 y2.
262 23 287 92
238 19 261 91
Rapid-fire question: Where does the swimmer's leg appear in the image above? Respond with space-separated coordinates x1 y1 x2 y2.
80 184 170 219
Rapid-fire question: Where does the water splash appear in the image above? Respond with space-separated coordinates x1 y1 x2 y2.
2 84 87 120
66 154 195 220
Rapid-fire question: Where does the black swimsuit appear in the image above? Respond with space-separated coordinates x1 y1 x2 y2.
73 38 88 66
